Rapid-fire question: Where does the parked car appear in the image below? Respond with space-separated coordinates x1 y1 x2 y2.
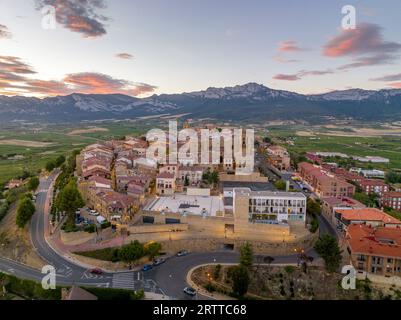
177 250 189 257
142 264 153 271
89 268 103 275
89 210 99 216
153 258 166 266
183 287 196 296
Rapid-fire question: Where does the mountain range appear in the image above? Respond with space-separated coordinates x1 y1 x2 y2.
1 83 401 123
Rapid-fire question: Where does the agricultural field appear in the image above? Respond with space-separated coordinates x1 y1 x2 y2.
266 125 401 171
0 121 151 186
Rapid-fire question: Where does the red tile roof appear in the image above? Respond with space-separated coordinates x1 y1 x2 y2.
347 224 401 259
336 208 401 225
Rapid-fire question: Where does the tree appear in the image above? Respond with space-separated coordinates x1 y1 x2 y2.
145 242 162 259
119 241 145 266
274 180 286 191
239 242 253 268
353 192 378 207
230 266 250 298
263 136 271 144
16 196 36 228
307 198 321 216
28 176 40 191
386 171 401 184
54 179 84 229
54 155 66 167
314 235 342 273
45 160 56 172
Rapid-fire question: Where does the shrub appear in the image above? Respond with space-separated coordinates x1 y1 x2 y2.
28 176 40 191
101 221 112 229
84 224 96 233
213 264 222 280
16 197 35 228
284 265 295 274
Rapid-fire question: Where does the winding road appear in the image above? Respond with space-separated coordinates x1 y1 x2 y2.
0 174 333 299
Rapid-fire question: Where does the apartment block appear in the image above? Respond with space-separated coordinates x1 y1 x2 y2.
298 162 355 197
346 224 401 277
381 192 401 212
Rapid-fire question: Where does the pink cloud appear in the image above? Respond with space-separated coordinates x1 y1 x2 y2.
0 55 156 97
278 41 303 53
388 82 401 88
35 0 109 38
323 23 401 57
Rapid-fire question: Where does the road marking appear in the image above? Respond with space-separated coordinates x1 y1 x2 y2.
112 272 137 290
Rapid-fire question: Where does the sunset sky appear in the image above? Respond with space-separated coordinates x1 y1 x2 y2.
1 0 401 97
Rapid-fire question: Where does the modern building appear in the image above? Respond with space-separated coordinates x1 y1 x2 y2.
346 224 401 277
233 188 306 224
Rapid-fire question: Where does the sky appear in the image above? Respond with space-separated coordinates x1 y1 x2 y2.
0 0 401 97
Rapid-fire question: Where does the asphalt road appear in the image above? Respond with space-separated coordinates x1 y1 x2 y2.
0 174 333 299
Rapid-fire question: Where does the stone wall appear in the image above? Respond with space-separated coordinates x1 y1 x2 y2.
158 231 318 255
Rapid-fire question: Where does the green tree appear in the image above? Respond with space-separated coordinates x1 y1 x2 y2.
54 155 66 167
239 242 253 268
145 242 162 259
45 160 56 172
27 176 40 191
230 266 250 298
274 180 286 191
16 196 36 228
307 198 321 216
353 192 378 207
314 235 342 273
119 241 145 266
54 179 84 230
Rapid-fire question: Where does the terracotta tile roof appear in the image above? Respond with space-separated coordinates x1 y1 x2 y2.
347 224 401 259
336 208 401 225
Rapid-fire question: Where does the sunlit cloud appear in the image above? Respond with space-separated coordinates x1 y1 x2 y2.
0 55 156 97
323 23 401 70
388 82 401 88
35 0 109 38
277 40 304 53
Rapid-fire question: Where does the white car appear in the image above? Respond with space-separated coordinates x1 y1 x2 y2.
89 210 99 216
